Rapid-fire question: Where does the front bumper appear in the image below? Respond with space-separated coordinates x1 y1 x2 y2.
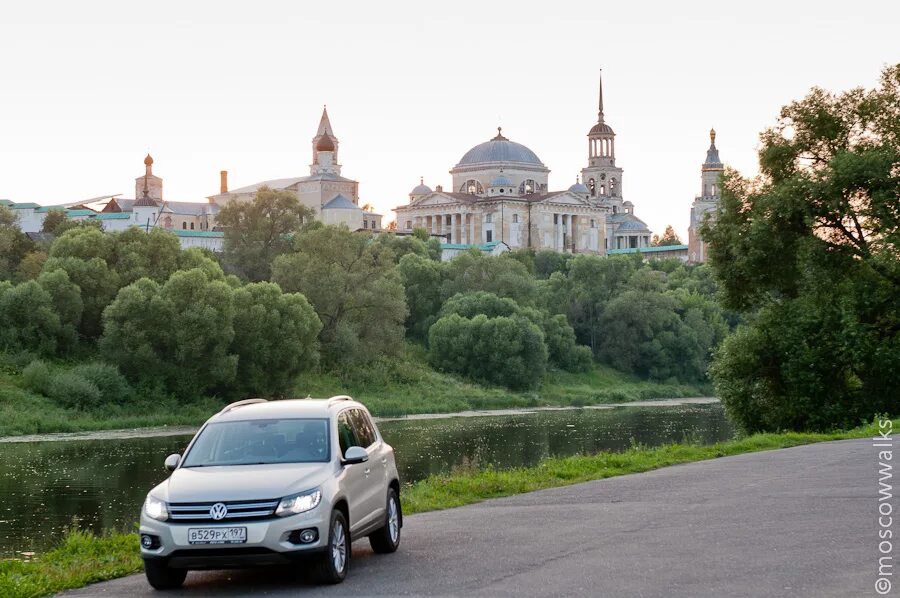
140 508 329 568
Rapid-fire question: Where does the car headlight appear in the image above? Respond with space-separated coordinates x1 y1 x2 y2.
276 489 322 517
144 495 169 521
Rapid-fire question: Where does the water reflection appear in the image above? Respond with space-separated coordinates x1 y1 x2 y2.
0 402 732 557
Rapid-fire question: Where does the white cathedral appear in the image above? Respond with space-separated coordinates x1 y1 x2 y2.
394 73 651 254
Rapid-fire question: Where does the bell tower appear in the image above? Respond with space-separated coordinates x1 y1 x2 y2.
580 70 624 202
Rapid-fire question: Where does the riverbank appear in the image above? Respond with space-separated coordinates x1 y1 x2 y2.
2 418 892 598
0 352 707 437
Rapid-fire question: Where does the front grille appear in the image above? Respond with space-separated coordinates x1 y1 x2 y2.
168 498 279 522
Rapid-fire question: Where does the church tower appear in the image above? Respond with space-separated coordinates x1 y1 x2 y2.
134 154 163 201
688 129 725 263
311 106 341 174
580 70 624 204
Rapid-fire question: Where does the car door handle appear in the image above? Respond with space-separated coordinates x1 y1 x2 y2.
364 468 371 476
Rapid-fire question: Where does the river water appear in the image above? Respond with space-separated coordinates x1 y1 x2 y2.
0 399 732 557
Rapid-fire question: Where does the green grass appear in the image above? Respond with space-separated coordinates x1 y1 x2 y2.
0 346 708 437
2 418 892 597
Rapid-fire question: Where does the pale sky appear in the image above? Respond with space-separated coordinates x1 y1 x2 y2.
0 1 897 239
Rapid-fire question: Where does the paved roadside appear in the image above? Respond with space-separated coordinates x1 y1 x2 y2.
65 439 879 597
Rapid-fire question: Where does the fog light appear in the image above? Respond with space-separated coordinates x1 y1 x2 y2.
140 534 160 549
299 529 317 543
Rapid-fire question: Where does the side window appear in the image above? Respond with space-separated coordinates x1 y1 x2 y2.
337 412 360 457
348 409 377 448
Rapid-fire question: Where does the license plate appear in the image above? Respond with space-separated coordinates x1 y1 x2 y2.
187 527 247 545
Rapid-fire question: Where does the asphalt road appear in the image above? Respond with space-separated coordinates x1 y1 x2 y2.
66 438 884 597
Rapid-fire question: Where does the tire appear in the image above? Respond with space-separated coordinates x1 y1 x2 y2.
143 559 187 590
315 509 350 584
369 488 401 554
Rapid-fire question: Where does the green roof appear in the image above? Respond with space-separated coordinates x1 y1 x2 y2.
65 209 96 218
0 201 40 209
440 242 504 251
92 212 131 220
172 230 224 238
607 245 689 255
34 205 68 213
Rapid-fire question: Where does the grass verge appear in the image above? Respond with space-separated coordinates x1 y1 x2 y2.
0 346 708 437
2 418 892 597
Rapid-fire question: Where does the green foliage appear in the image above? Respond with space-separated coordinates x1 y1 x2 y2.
217 186 316 281
22 360 133 409
231 282 322 396
703 64 900 432
42 256 119 339
40 210 103 238
46 371 103 410
398 253 444 338
533 250 573 279
441 250 537 306
36 270 83 338
70 363 133 405
100 269 237 397
0 280 70 355
372 231 442 263
651 225 683 247
0 204 35 281
22 360 52 394
272 226 407 367
16 250 47 281
428 313 547 390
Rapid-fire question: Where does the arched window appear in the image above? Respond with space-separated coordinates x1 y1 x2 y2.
512 213 519 223
463 179 483 195
609 178 617 195
588 178 596 196
485 213 492 224
190 222 195 230
711 184 717 196
182 222 186 230
600 184 606 195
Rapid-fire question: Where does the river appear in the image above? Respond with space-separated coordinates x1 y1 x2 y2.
0 399 732 557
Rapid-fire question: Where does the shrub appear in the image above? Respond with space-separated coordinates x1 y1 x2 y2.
71 363 133 405
22 360 52 395
428 313 547 390
46 371 102 410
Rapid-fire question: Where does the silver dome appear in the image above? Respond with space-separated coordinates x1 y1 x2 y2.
456 129 544 168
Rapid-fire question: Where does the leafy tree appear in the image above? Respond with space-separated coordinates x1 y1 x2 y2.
217 187 316 281
16 250 47 281
703 65 900 432
440 250 537 306
231 282 322 396
533 250 573 279
42 256 119 339
100 269 237 397
113 227 184 286
651 225 683 247
427 313 547 390
36 270 83 341
372 231 441 263
40 210 102 238
272 226 407 366
0 280 68 355
0 205 34 281
398 253 445 339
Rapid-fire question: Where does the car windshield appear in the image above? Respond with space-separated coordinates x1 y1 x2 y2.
181 418 330 467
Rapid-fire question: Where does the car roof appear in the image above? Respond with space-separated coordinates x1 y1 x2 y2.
210 397 366 423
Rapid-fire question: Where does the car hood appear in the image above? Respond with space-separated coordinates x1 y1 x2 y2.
154 462 333 503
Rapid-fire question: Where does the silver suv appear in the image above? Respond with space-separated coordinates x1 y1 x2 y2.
139 396 402 588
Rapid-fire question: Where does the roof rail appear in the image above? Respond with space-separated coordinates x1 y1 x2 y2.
219 398 267 415
327 395 353 406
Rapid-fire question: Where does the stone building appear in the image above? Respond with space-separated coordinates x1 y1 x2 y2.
208 108 382 231
394 72 651 254
688 129 725 263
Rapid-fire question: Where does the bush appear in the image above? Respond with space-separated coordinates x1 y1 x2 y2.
71 363 133 405
22 360 52 394
428 313 547 390
46 371 102 410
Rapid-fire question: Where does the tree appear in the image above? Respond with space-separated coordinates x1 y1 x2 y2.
272 226 408 367
216 187 316 281
0 205 34 281
230 282 322 396
40 210 102 238
427 313 547 390
398 253 445 339
703 64 900 432
651 225 682 247
533 250 573 279
0 280 68 355
100 269 237 397
440 250 537 306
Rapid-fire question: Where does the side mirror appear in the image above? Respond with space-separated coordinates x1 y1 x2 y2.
164 453 181 472
342 446 368 466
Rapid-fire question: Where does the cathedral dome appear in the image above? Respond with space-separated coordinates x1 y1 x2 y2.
569 180 591 195
410 178 432 195
457 128 544 167
589 122 615 136
490 174 513 187
316 133 336 152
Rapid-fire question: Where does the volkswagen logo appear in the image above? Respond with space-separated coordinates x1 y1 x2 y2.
210 502 228 521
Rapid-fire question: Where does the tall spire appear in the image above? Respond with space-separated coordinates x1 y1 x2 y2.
597 69 605 123
704 127 723 169
317 105 334 137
